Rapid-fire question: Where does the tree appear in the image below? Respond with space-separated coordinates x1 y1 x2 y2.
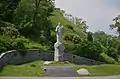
14 0 55 43
0 0 21 22
75 17 88 32
74 40 107 61
110 15 120 36
94 31 111 47
87 32 93 42
0 0 21 37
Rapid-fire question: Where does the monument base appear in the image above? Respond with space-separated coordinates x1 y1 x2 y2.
54 42 65 62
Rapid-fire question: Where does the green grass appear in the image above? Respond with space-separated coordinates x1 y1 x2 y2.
75 64 120 76
1 61 120 76
47 62 120 76
50 9 86 39
0 61 45 77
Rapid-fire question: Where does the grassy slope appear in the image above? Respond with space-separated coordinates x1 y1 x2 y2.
50 9 86 51
50 9 86 39
1 61 120 76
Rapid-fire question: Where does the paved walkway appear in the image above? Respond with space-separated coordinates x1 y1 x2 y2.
42 66 76 77
0 76 120 79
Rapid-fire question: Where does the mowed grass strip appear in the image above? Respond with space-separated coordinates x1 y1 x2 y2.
75 64 120 76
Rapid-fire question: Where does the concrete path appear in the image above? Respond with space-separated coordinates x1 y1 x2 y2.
42 66 76 77
0 76 120 79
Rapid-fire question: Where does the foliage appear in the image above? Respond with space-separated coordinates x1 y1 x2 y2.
100 53 117 64
0 36 48 54
11 38 26 56
66 24 74 30
0 35 27 55
0 0 21 22
0 43 6 53
0 0 120 65
0 21 19 37
0 35 13 53
63 41 77 52
12 36 49 50
64 34 81 44
93 30 120 63
13 0 54 42
87 32 94 42
74 40 107 61
110 15 120 36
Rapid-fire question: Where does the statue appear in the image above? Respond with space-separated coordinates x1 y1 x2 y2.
54 23 65 62
55 23 63 43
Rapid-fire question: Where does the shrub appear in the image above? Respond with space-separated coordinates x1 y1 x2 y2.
0 43 6 53
0 35 48 55
66 24 74 30
100 53 117 64
64 34 81 44
74 40 107 61
27 42 49 50
11 39 27 56
87 32 93 42
0 21 19 37
14 36 49 50
0 35 13 53
63 41 77 52
0 35 27 55
107 47 118 59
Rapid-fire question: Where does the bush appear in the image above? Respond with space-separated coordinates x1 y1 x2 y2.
63 41 76 52
11 39 26 56
0 43 6 53
107 47 118 59
64 34 81 44
0 21 19 37
0 35 49 55
26 42 49 50
0 35 26 55
0 35 13 53
74 40 107 61
66 24 74 30
100 53 117 64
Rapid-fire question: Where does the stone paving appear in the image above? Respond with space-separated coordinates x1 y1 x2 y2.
42 66 76 77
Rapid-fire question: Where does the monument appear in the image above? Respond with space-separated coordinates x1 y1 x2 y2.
54 23 65 62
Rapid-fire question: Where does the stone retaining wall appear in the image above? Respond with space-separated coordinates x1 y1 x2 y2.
0 50 104 69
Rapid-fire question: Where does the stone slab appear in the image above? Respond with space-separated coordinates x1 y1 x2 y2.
42 66 76 77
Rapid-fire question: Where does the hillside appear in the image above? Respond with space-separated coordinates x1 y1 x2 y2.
50 8 86 39
0 0 87 53
50 9 86 51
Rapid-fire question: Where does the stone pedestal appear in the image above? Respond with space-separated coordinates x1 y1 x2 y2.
54 42 65 62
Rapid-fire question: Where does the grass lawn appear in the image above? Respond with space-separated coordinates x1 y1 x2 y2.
48 62 120 76
0 61 45 76
0 61 120 76
75 65 120 76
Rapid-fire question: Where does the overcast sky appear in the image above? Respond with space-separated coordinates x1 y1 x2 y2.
55 0 120 35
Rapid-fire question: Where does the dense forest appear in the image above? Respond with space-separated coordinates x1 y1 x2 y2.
0 0 120 64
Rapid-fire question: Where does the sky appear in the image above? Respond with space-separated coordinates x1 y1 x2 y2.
55 0 120 35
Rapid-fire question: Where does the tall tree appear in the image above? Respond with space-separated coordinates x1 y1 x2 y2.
0 0 21 37
110 15 120 36
14 0 54 42
87 32 93 42
0 0 21 22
